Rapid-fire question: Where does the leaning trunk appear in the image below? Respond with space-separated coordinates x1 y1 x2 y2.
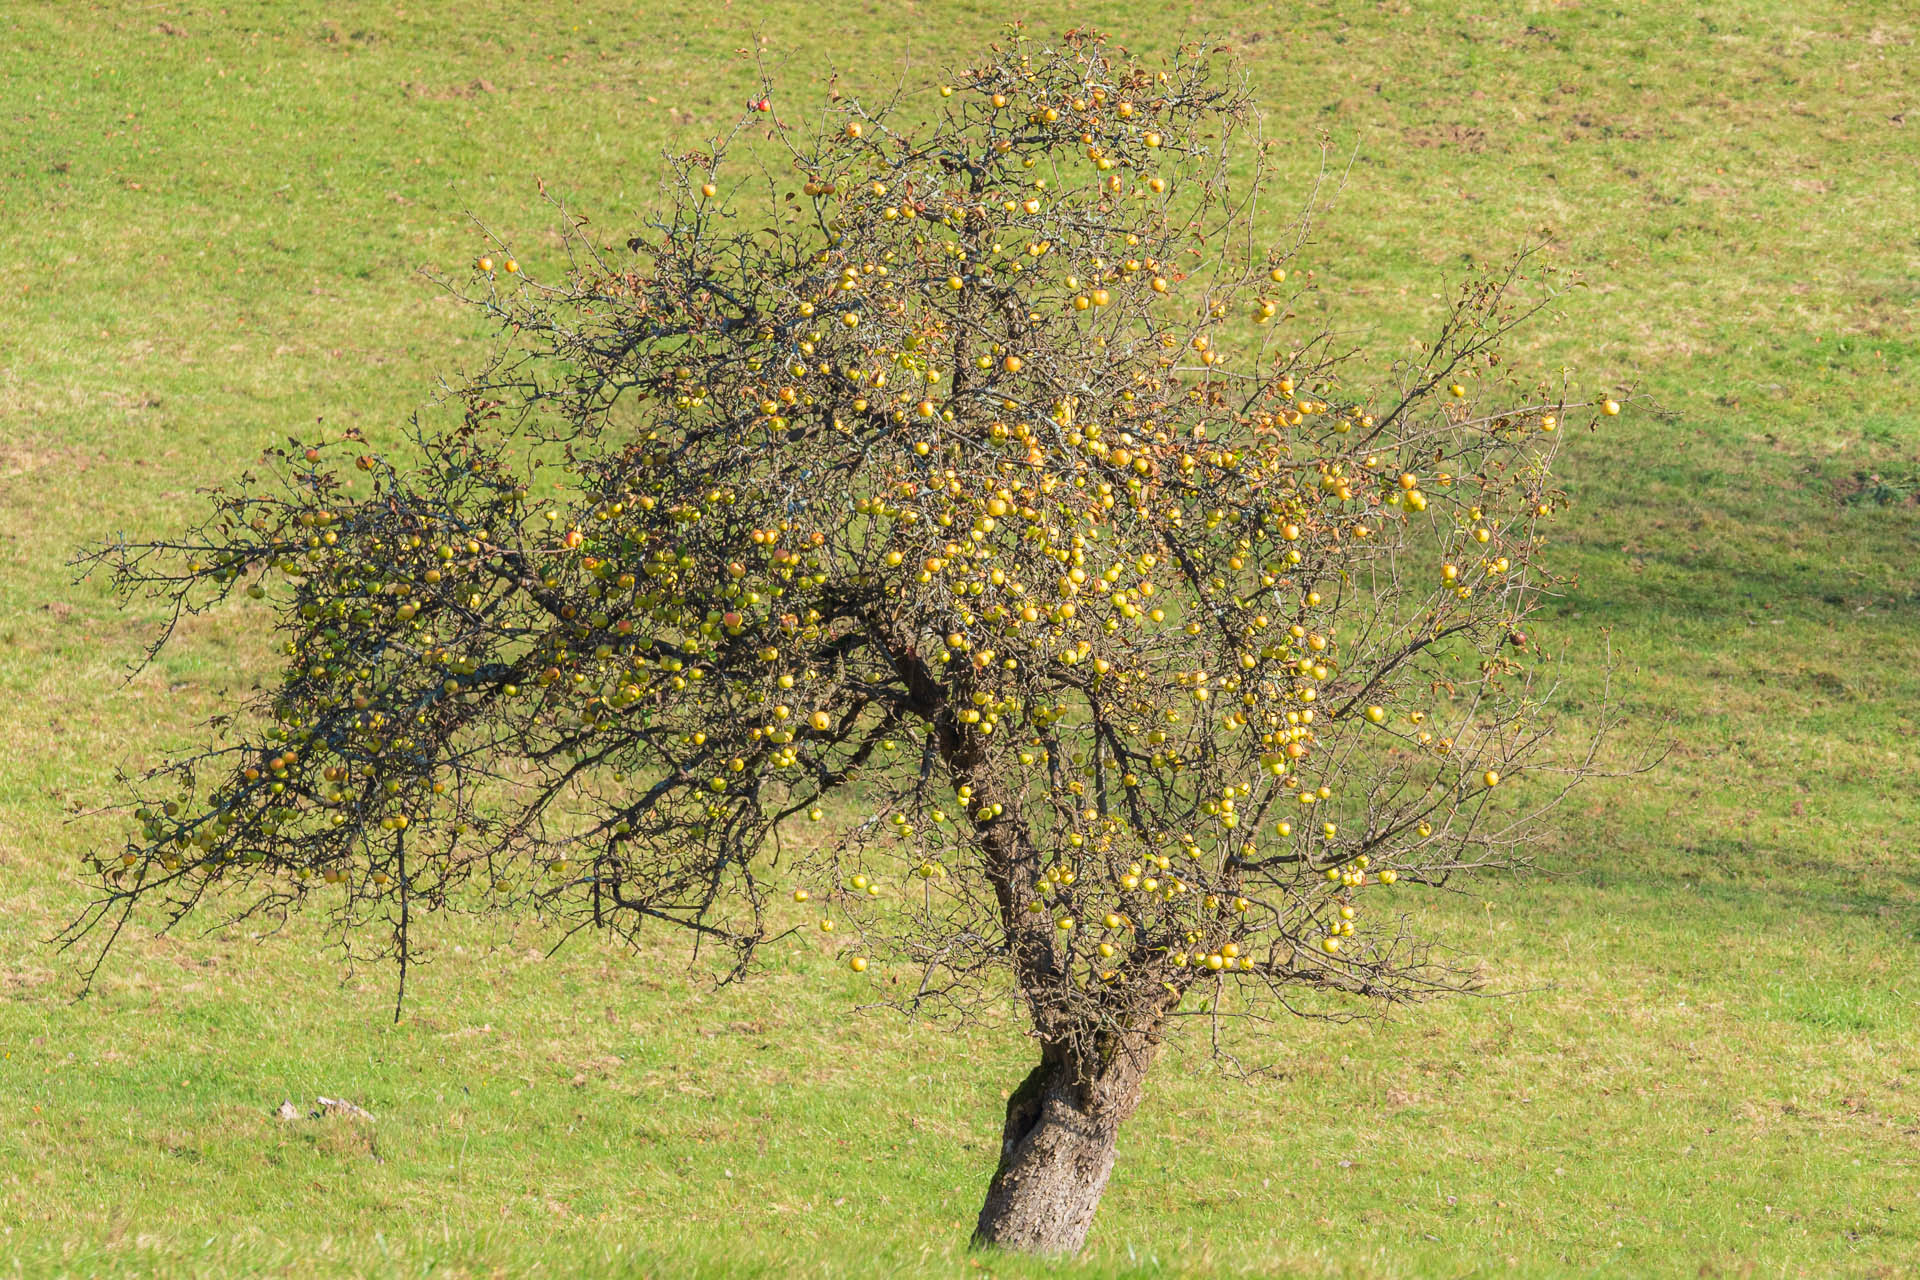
971 1046 1153 1255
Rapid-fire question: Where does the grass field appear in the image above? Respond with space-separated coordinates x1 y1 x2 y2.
3 2 1917 1276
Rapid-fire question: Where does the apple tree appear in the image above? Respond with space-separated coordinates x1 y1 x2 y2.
73 32 1624 1255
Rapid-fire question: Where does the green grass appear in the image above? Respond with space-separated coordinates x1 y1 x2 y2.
3 2 1917 1276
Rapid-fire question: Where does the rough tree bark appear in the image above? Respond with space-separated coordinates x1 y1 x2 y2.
971 1042 1156 1254
894 638 1169 1255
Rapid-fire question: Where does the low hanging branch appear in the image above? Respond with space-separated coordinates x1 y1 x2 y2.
68 30 1639 1257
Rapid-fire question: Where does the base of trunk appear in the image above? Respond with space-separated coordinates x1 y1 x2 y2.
971 1050 1149 1255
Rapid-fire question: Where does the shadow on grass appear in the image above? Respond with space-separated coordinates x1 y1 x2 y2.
1565 835 1920 933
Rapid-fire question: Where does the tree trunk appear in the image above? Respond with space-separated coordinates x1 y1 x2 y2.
971 1047 1152 1255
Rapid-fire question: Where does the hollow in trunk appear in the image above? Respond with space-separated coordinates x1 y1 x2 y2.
971 1046 1152 1255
